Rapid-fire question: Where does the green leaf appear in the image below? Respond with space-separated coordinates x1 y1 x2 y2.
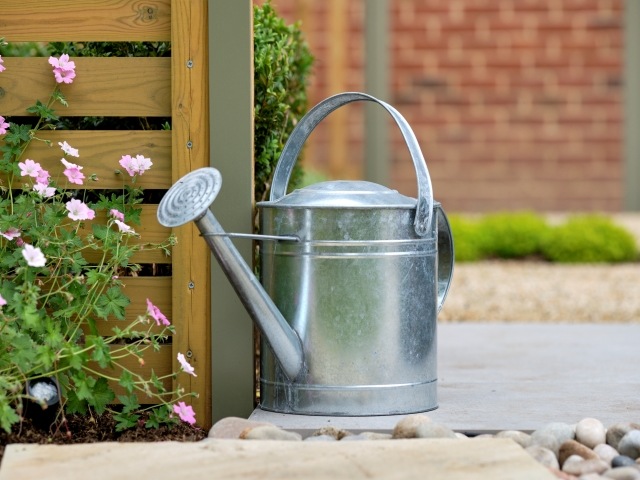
87 335 112 368
0 402 21 433
113 412 140 432
89 377 114 414
118 370 135 394
117 394 140 413
94 286 130 320
64 389 88 415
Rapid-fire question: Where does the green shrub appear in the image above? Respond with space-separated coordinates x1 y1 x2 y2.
254 1 314 202
448 215 485 262
477 212 549 259
541 215 638 263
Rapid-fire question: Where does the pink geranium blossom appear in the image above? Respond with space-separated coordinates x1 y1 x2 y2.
1 228 21 241
173 402 196 425
177 353 197 377
48 54 76 84
58 141 79 158
109 209 125 221
119 154 153 177
33 182 56 198
35 168 50 185
0 116 9 134
65 199 95 221
0 294 6 307
18 159 43 178
22 244 46 267
114 220 136 235
146 298 170 326
0 55 5 73
61 158 85 185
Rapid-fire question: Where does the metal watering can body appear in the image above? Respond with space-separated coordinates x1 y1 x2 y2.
157 92 454 417
257 92 453 415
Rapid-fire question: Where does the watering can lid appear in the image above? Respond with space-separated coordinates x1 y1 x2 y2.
260 180 417 208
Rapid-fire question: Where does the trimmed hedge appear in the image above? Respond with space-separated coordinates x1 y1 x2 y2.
448 212 638 263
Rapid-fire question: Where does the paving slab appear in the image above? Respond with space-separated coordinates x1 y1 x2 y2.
250 322 640 434
0 438 556 480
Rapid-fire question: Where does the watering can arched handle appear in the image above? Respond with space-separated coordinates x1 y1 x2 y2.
269 92 434 237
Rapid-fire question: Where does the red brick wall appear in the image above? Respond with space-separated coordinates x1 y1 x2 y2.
262 0 623 212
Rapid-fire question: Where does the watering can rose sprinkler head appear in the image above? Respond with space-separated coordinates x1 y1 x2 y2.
157 167 305 382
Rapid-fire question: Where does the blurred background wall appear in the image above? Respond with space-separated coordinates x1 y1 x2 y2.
257 0 636 213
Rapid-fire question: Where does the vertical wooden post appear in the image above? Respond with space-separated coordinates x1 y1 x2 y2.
364 0 390 186
208 0 256 422
624 0 640 211
171 0 212 428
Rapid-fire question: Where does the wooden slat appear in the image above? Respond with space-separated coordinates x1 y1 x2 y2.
0 57 171 117
171 0 211 428
91 344 173 400
0 0 171 42
78 205 173 264
93 276 172 337
19 130 172 190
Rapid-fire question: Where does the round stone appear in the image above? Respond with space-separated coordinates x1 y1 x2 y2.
531 423 575 457
619 431 640 459
415 422 457 439
576 417 607 449
608 424 640 450
392 414 432 439
525 445 559 469
240 425 302 441
603 467 640 480
559 439 599 467
496 430 532 448
304 434 337 442
612 455 638 468
208 416 272 439
594 443 620 464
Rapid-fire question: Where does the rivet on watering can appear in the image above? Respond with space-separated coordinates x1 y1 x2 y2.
186 60 194 68
188 281 195 289
186 141 193 149
186 350 193 358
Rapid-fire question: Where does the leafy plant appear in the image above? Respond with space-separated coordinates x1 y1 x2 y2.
478 212 549 259
254 1 313 202
0 44 197 432
541 215 638 263
447 215 486 262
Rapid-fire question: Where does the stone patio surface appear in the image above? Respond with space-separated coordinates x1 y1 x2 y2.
1 322 638 478
251 322 640 434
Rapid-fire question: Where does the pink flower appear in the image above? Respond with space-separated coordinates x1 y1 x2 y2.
119 154 153 177
0 294 6 307
61 158 85 185
48 54 76 84
22 244 46 267
1 228 21 241
173 402 196 425
58 141 79 158
109 209 125 221
0 116 9 134
0 55 5 73
35 168 50 185
33 182 56 198
146 298 170 326
18 159 43 178
177 353 197 377
114 220 136 235
65 199 95 221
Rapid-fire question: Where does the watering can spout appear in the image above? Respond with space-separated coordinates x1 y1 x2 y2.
157 168 305 381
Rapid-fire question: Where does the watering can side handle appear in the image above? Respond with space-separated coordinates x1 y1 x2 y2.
269 92 434 237
436 204 455 312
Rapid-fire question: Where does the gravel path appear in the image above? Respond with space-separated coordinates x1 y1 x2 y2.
439 214 640 323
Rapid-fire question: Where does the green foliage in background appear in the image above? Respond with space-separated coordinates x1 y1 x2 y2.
254 1 313 202
540 215 637 263
449 212 638 263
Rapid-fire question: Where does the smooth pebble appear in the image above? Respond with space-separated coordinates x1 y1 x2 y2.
562 456 609 476
594 443 620 465
240 425 302 441
608 424 640 451
415 422 457 439
577 418 607 449
392 414 432 439
612 455 638 468
496 430 532 448
619 431 640 459
525 445 559 469
559 439 599 466
603 467 640 480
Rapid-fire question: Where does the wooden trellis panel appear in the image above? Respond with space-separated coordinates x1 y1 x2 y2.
0 0 211 427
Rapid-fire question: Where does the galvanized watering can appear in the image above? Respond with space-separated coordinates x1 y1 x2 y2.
158 92 454 416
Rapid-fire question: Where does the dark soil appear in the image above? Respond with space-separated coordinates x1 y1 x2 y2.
0 411 207 465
